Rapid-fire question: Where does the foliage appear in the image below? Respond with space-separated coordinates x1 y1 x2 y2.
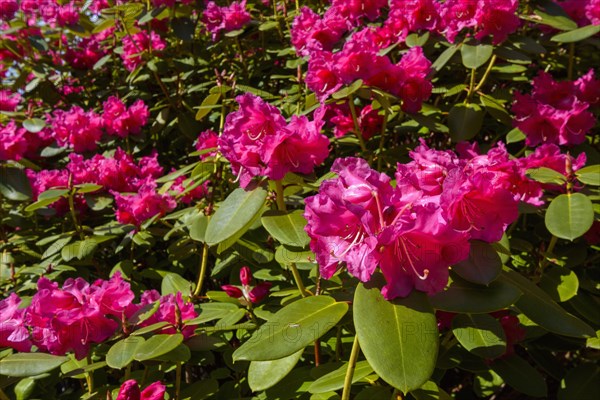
1 0 599 399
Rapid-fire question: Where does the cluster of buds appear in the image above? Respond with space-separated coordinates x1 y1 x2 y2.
222 267 272 306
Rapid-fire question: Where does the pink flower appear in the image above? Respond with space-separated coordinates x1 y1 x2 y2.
57 2 79 26
219 94 329 187
0 121 28 161
116 380 166 400
0 0 18 20
51 106 104 152
121 31 166 71
512 71 597 146
291 7 348 56
390 0 441 33
222 266 272 305
195 129 219 159
305 51 343 102
103 97 150 138
65 36 107 70
0 293 32 352
113 181 177 227
170 174 208 204
473 0 520 45
586 0 600 24
202 1 251 40
0 89 21 111
330 0 387 25
27 277 120 359
325 103 383 140
395 46 433 113
138 291 198 338
575 69 600 106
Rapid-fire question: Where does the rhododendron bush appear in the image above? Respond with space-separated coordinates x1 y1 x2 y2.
1 0 599 399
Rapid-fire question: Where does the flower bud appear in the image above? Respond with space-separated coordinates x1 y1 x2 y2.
240 266 252 286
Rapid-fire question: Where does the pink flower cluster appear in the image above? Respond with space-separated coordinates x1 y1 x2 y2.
324 103 384 140
513 70 599 146
558 0 600 26
0 89 21 111
18 0 80 27
0 121 28 161
0 274 199 359
201 1 252 41
103 96 150 138
222 266 272 305
304 140 585 299
116 380 166 400
218 94 330 188
121 31 166 72
46 98 149 152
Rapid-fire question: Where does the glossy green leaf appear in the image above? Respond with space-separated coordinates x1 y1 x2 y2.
25 189 69 212
106 336 145 369
429 276 522 313
545 193 594 241
0 353 68 377
526 167 567 185
431 44 459 74
188 213 208 242
506 128 526 144
0 166 33 201
22 118 46 133
248 349 304 391
205 187 267 246
448 103 485 142
308 360 373 394
261 210 310 248
354 276 438 393
233 296 348 361
453 240 502 285
161 272 192 296
576 165 600 186
460 44 493 69
539 266 579 302
411 381 453 400
134 333 184 361
558 363 600 400
332 79 363 100
534 5 578 31
474 370 504 398
500 269 594 338
452 314 507 359
195 93 221 121
490 355 547 397
14 377 35 400
479 94 512 126
551 24 600 42
185 302 241 325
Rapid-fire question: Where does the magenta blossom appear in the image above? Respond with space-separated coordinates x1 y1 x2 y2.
0 121 28 161
218 94 329 187
51 106 104 152
113 181 177 227
222 266 272 305
195 129 219 160
116 380 166 400
0 293 32 352
0 89 21 111
103 96 150 138
138 291 198 338
121 31 166 71
202 1 251 40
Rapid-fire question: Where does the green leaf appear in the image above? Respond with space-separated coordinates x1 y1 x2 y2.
0 353 68 377
61 239 98 261
332 79 363 100
411 381 453 400
533 5 578 31
551 24 600 43
232 296 348 361
539 266 579 302
460 44 493 69
545 193 594 241
354 275 438 393
526 167 567 185
453 240 502 285
248 349 304 391
261 210 310 248
452 314 507 359
205 187 267 246
195 93 221 121
161 272 193 296
185 302 240 325
134 334 184 361
506 128 526 144
258 20 279 31
188 213 208 243
500 269 594 338
479 94 512 126
14 377 35 400
558 363 600 400
308 360 373 394
448 103 485 142
22 118 46 133
431 44 459 74
490 355 547 397
576 165 600 186
0 166 33 201
106 336 145 369
429 276 522 313
25 189 69 212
